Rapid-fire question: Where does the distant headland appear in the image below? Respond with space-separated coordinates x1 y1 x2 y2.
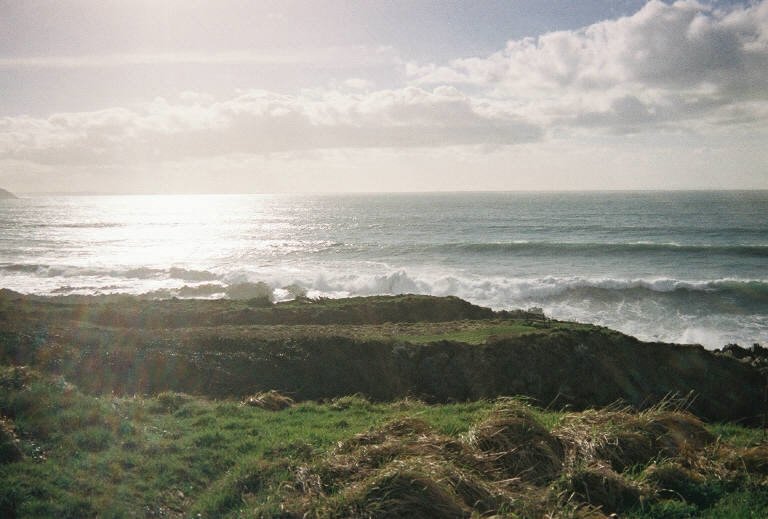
0 187 17 199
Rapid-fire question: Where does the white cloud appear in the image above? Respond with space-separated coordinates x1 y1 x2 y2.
342 78 375 90
2 1 767 193
0 46 397 69
409 0 768 133
0 87 541 165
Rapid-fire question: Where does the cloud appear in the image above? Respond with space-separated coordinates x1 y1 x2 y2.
342 78 375 90
0 87 541 165
2 0 766 183
0 46 397 69
409 0 768 133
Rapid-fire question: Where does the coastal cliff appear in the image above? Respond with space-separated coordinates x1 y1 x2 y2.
0 291 763 423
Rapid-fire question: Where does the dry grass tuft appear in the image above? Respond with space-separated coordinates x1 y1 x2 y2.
568 465 641 514
466 404 564 483
280 404 758 518
293 416 556 517
643 461 706 500
336 417 432 451
321 417 491 489
242 390 294 411
346 469 469 519
555 406 715 473
555 408 656 472
445 470 500 514
726 446 768 476
639 411 715 458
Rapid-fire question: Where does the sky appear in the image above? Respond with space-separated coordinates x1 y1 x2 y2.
0 0 766 194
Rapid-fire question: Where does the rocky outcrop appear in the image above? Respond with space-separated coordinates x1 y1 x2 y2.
716 343 768 374
0 188 17 199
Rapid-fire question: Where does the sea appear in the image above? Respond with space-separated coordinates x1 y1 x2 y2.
1 191 766 349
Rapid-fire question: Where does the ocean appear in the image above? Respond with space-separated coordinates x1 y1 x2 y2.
1 191 766 349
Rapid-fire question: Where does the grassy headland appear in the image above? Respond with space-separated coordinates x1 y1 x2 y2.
1 290 766 517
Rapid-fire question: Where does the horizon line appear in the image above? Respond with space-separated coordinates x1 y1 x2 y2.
10 188 768 197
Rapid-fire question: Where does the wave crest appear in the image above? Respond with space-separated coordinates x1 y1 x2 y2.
440 242 768 257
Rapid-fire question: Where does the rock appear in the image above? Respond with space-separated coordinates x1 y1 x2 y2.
0 188 17 199
721 343 750 359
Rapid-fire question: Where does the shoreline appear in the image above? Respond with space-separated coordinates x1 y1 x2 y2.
2 280 765 351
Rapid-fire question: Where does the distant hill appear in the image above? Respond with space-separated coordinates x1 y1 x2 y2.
0 187 17 199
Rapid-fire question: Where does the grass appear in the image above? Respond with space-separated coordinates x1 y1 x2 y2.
0 366 496 517
393 321 539 344
0 293 765 517
0 291 504 329
708 422 768 448
2 365 767 518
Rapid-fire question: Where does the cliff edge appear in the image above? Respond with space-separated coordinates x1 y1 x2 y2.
0 291 763 423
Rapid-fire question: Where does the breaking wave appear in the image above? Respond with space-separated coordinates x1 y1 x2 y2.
430 242 768 257
3 261 766 313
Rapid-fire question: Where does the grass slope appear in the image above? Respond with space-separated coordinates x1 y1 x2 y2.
1 366 767 518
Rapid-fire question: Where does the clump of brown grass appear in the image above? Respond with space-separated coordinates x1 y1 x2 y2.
554 404 715 474
725 445 768 476
291 416 552 518
465 400 564 483
642 461 706 501
342 468 469 519
242 390 294 411
555 408 657 472
335 417 433 452
0 416 23 463
320 418 490 489
444 469 500 514
639 410 715 458
279 401 749 518
568 465 641 514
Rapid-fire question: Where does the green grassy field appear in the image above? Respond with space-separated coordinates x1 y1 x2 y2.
0 366 494 517
2 365 767 518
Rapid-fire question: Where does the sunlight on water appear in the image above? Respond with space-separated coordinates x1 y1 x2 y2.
43 194 279 268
